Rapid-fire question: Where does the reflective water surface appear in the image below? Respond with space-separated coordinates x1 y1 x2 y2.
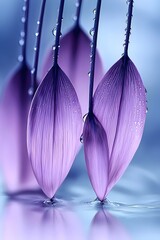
0 170 160 240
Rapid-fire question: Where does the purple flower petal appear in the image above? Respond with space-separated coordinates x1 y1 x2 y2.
94 56 147 193
27 65 82 198
0 64 38 192
83 113 109 201
42 26 104 115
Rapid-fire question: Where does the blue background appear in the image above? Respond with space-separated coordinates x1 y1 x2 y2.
0 0 160 239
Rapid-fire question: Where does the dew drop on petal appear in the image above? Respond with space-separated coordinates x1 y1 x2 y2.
37 20 40 25
90 28 95 36
88 71 91 77
80 134 83 143
35 32 39 37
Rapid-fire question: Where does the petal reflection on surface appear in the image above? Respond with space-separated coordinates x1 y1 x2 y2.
1 200 84 240
90 210 131 240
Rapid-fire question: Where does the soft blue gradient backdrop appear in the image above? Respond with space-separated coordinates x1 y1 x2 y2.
0 1 160 239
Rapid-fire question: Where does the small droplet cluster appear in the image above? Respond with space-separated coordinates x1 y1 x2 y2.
51 13 63 62
18 0 28 62
88 8 97 78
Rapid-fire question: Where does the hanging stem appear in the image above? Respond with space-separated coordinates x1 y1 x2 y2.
31 0 47 95
53 0 65 66
123 0 134 58
74 0 83 27
21 0 30 65
88 0 102 113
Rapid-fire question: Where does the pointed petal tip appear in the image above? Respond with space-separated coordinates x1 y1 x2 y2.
83 113 109 200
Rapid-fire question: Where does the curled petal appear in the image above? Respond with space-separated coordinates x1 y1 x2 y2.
94 56 147 193
83 113 109 201
27 65 82 198
42 26 104 115
0 64 38 192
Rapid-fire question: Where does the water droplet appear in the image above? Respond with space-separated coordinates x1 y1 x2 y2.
28 88 34 96
19 39 24 46
18 55 23 62
37 20 40 25
93 8 96 15
90 28 95 36
20 31 25 37
22 5 26 11
34 47 37 51
88 71 91 77
73 15 77 21
35 32 39 37
31 68 35 74
80 134 83 143
83 114 88 122
21 17 26 23
75 2 80 7
52 28 57 36
146 107 148 113
52 45 56 50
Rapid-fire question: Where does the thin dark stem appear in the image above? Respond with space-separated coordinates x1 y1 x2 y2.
53 0 65 66
31 0 47 95
75 0 83 27
21 0 30 65
124 0 134 58
89 0 101 113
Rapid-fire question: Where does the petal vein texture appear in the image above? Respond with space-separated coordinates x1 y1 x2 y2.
27 65 82 198
42 26 104 116
94 56 147 194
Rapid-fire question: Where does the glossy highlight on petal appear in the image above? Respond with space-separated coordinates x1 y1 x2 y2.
27 65 82 198
42 25 104 115
0 64 38 192
94 56 147 194
83 113 109 201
